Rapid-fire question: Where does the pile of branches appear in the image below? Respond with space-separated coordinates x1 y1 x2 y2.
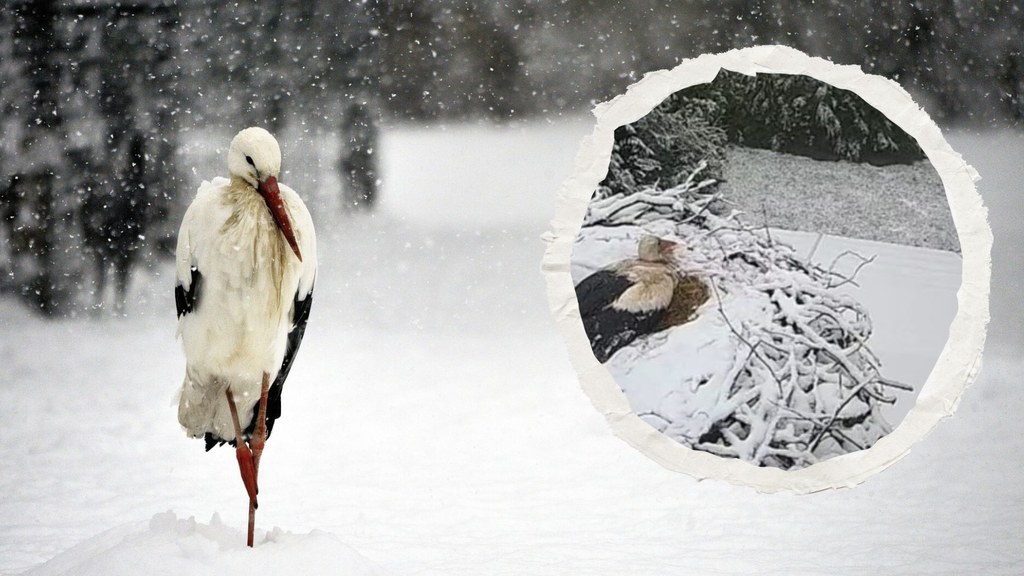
585 162 910 469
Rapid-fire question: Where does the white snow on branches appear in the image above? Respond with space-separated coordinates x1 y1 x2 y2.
573 162 912 470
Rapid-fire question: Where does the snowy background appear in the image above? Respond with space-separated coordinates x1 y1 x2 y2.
1 122 1021 575
1 1 1022 574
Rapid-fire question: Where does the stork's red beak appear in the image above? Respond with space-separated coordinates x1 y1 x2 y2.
658 238 680 253
258 175 302 262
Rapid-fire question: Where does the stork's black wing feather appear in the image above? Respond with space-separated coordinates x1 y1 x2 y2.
574 269 630 318
583 306 663 363
175 266 202 318
258 285 313 440
575 268 666 363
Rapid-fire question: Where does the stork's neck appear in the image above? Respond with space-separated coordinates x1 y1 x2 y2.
218 177 292 310
230 175 256 192
615 258 676 275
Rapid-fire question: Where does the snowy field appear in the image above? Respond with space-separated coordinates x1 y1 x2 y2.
1 121 1021 575
718 146 959 252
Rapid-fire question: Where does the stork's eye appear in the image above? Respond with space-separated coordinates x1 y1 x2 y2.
245 155 255 166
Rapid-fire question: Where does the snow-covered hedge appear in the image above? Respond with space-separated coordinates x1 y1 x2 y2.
579 163 910 469
686 70 925 165
597 96 727 200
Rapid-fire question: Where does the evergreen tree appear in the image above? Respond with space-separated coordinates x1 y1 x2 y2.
703 70 925 164
599 93 727 198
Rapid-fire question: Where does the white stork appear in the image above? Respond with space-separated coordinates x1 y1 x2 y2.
175 127 317 546
574 235 679 362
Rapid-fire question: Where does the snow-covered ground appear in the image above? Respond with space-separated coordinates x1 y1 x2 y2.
1 121 1021 575
718 146 959 252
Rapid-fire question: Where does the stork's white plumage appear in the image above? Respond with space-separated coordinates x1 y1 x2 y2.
174 127 316 545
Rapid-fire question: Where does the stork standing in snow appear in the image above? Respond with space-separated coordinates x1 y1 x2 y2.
574 235 679 363
175 127 317 547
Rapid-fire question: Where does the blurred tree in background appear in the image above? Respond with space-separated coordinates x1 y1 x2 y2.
1 0 182 315
0 0 1020 315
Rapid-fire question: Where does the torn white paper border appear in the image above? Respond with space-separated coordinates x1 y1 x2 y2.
541 45 991 493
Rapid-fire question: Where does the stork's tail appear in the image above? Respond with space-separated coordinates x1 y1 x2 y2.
177 373 221 441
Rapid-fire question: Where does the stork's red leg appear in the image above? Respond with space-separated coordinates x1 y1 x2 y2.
251 372 271 470
226 389 258 508
246 372 271 548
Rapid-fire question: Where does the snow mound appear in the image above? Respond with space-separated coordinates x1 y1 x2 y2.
23 512 388 576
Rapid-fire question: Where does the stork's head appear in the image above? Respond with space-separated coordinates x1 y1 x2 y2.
637 235 679 263
228 127 302 261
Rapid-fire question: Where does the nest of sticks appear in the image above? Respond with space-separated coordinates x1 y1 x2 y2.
657 275 709 331
583 162 911 469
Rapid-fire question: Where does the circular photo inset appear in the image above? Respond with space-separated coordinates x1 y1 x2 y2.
546 46 989 491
